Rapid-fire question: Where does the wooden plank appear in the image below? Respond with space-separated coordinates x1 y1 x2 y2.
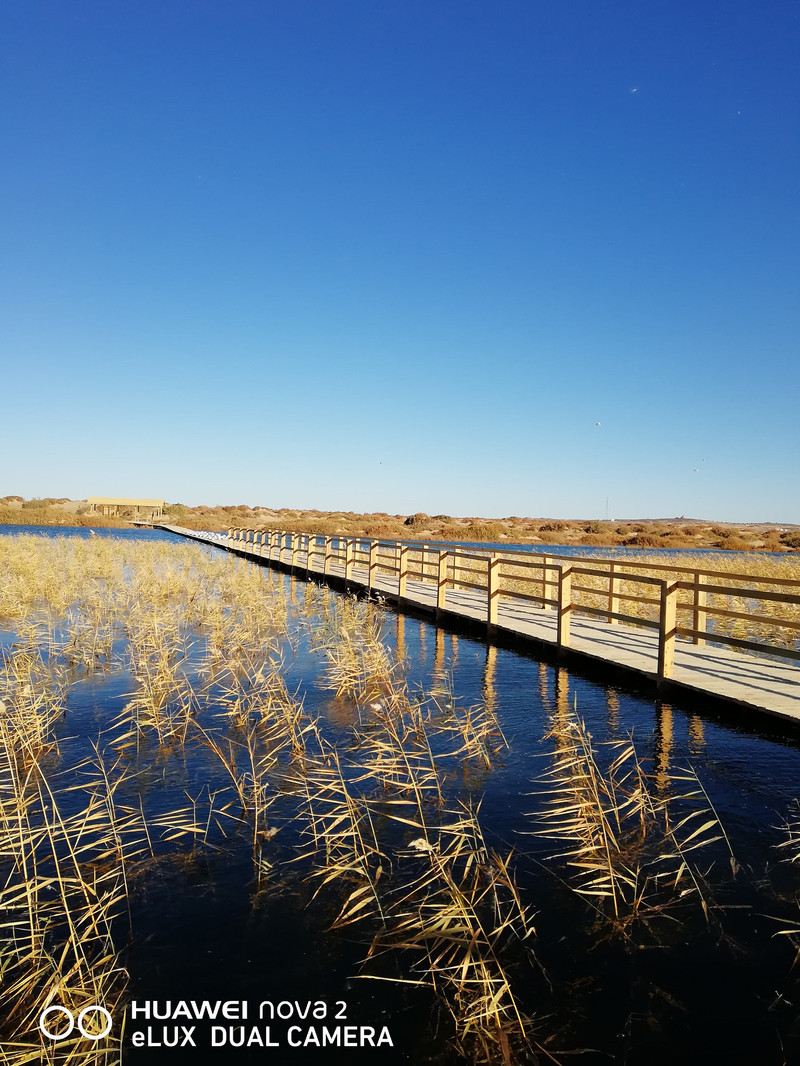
398 545 409 597
437 551 448 612
557 566 572 648
675 628 800 661
658 581 679 682
487 556 500 625
690 582 800 606
368 541 378 591
608 561 620 624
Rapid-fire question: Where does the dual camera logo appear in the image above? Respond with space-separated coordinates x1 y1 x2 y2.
39 1005 113 1041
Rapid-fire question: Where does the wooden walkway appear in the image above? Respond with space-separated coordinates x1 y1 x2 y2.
160 526 800 726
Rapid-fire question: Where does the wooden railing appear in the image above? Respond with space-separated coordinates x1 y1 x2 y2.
225 528 800 682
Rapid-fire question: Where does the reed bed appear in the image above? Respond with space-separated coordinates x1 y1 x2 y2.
532 708 733 930
0 535 296 1062
369 805 539 1064
296 595 541 1061
3 531 800 1063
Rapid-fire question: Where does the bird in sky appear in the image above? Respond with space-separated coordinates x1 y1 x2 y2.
595 421 601 426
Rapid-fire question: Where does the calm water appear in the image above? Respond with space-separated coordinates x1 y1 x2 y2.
3 527 800 1064
0 523 183 542
4 522 793 561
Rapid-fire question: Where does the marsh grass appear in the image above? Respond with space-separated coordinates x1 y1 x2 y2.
0 641 67 762
297 594 544 1060
769 799 800 965
318 597 401 703
0 740 134 1064
0 535 298 1063
532 710 730 930
5 530 788 1064
368 805 539 1064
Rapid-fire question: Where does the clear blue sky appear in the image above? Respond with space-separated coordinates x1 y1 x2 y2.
2 1 798 521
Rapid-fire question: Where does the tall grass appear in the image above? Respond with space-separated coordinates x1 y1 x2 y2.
532 707 732 930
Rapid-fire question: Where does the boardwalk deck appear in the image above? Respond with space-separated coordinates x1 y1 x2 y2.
160 526 800 726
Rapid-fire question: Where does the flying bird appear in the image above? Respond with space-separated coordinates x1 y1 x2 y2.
595 421 601 426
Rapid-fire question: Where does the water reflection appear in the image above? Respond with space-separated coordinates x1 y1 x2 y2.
396 613 406 663
554 666 570 725
606 687 621 735
434 626 446 683
538 661 550 713
688 713 706 754
482 644 498 721
653 701 674 793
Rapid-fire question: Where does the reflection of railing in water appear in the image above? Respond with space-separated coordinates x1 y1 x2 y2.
224 527 800 684
482 644 497 721
395 613 406 664
606 688 620 735
653 702 674 794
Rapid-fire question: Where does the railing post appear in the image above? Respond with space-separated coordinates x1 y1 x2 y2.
557 566 572 649
323 537 332 575
540 554 550 608
487 555 500 626
368 541 378 591
693 572 707 646
658 580 679 683
345 539 354 583
258 530 264 556
607 561 619 623
306 535 313 574
422 543 429 582
398 545 409 598
291 533 299 571
437 550 448 613
228 527 234 543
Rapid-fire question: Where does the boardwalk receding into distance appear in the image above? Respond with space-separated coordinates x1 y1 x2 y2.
159 525 800 726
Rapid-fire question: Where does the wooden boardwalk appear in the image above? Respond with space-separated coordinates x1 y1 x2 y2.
160 526 800 726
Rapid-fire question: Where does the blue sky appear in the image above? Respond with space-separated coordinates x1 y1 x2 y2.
2 1 798 521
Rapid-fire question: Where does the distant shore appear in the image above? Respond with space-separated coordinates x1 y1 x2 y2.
2 496 798 552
